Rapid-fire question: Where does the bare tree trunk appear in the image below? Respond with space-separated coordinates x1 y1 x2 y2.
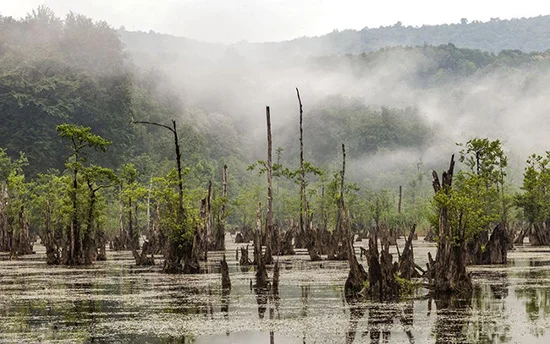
217 164 228 250
343 143 368 297
221 254 231 290
398 185 402 214
264 106 274 265
0 180 8 251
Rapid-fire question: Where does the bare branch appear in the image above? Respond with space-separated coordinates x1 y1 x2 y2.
133 120 175 133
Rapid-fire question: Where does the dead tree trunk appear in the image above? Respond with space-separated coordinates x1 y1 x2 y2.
253 202 263 265
239 245 252 265
221 254 231 290
134 120 189 272
0 180 8 251
481 223 508 264
342 144 368 297
297 87 309 255
212 164 228 251
399 225 420 279
432 155 472 295
332 143 350 260
133 240 155 266
264 106 274 265
279 230 295 255
398 185 402 214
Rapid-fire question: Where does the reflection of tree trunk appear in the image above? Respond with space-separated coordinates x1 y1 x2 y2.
433 295 471 344
346 303 366 344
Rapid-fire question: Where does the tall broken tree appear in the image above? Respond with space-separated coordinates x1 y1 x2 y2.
431 155 472 295
341 144 368 298
264 106 275 265
211 164 228 251
134 119 198 273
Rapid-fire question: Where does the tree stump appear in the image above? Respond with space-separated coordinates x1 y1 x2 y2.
221 254 231 290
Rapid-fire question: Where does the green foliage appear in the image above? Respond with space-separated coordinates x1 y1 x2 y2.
431 138 508 242
394 273 419 296
515 153 550 227
0 148 28 181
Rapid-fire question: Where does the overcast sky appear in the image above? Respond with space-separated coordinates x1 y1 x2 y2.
1 0 550 43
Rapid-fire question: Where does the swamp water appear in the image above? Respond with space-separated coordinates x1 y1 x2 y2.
0 238 549 343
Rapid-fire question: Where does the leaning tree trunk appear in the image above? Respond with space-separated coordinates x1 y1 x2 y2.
432 155 472 295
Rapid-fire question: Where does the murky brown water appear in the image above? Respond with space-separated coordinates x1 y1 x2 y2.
0 237 549 343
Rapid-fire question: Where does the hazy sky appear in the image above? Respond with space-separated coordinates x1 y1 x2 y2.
1 0 550 43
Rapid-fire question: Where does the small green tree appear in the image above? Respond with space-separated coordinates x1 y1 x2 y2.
515 153 550 245
30 172 70 264
56 123 111 265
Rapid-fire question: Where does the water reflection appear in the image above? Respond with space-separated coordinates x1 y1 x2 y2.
1 243 550 343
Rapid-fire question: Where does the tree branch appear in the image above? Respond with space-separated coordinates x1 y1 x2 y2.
133 120 175 133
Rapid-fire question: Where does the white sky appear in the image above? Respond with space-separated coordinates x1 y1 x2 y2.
1 0 550 43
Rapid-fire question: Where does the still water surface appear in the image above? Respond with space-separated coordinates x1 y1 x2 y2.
0 238 549 343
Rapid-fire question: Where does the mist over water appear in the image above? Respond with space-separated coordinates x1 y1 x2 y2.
120 31 550 183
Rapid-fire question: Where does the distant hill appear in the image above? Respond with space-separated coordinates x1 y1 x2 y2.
120 15 550 58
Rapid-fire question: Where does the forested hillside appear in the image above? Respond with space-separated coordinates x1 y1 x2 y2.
0 7 238 183
120 15 550 58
